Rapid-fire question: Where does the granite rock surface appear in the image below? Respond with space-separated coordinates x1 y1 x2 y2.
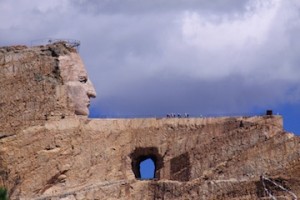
0 43 300 199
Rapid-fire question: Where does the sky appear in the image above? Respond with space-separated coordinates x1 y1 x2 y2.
0 0 299 134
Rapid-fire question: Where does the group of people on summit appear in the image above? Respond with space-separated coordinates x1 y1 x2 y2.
166 113 189 118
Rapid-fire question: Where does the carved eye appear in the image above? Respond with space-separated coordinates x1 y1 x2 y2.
79 76 88 83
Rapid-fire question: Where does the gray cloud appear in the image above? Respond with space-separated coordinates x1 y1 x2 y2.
71 0 251 15
1 0 300 117
93 75 293 117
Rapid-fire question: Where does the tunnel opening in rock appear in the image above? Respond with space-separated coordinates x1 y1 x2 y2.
130 147 163 180
139 157 156 179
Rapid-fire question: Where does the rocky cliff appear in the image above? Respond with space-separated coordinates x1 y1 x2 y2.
0 42 300 200
0 43 77 132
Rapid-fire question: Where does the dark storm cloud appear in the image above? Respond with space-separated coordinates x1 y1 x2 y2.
92 75 293 117
83 0 300 116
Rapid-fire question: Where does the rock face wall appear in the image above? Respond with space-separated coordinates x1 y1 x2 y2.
0 43 76 131
1 43 300 200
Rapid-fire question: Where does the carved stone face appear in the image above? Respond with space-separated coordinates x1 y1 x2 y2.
59 53 97 116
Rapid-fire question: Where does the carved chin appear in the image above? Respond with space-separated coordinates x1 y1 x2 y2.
75 106 89 116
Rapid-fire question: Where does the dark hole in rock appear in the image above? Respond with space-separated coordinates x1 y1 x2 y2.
130 147 163 180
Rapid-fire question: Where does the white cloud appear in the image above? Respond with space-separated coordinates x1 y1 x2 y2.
158 0 300 85
172 0 279 79
182 1 279 48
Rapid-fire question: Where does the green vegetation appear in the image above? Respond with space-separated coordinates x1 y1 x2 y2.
0 187 7 200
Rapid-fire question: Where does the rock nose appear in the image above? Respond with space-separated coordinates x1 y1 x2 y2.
87 90 96 98
86 80 97 98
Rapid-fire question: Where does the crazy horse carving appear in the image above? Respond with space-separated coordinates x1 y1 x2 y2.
1 42 300 199
59 52 96 116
